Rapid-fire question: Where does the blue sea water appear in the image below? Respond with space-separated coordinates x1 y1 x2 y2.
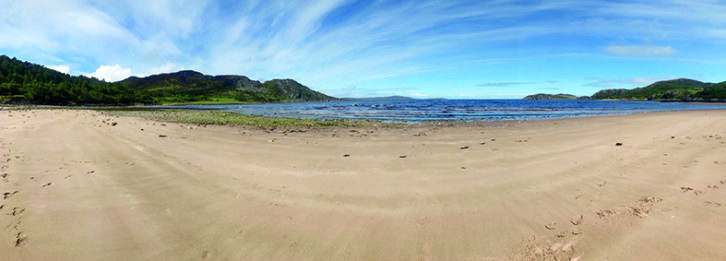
173 99 726 122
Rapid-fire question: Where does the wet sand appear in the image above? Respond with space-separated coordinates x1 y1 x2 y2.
1 109 725 260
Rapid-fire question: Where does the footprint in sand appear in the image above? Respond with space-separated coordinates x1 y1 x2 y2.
704 201 722 207
544 222 557 230
570 214 583 225
15 232 27 247
596 209 617 219
3 191 18 199
707 185 720 190
11 207 25 216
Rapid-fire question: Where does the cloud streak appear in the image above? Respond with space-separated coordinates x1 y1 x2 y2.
1 0 725 96
478 81 558 87
605 45 677 56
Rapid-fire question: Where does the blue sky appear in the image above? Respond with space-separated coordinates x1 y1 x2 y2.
1 0 726 98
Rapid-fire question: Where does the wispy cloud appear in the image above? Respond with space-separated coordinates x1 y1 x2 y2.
583 76 676 88
1 0 726 96
605 45 677 56
477 81 557 87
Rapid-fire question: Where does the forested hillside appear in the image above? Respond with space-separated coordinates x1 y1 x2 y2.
0 55 336 105
0 55 151 105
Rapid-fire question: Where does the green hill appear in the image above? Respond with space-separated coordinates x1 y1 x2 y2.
590 78 714 100
690 81 726 101
117 70 336 103
0 55 337 105
0 55 151 105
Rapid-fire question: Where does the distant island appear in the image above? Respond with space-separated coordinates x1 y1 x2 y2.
342 96 414 101
524 78 726 102
523 93 588 100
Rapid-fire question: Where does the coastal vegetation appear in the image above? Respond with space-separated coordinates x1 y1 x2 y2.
0 55 335 105
0 55 152 105
526 78 726 102
116 70 336 104
590 78 714 101
102 109 398 129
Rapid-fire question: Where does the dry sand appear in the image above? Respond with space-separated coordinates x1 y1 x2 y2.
1 108 725 260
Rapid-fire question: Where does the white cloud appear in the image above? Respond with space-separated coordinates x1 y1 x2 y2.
47 65 71 74
605 45 677 56
84 62 186 82
85 65 134 82
146 62 184 75
583 76 676 88
4 0 726 96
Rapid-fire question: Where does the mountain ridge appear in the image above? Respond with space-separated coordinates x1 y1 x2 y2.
0 55 336 105
116 70 337 103
526 78 726 102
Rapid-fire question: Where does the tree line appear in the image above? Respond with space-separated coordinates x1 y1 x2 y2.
0 55 152 105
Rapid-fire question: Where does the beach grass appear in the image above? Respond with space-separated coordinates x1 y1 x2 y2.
102 109 399 129
157 97 248 105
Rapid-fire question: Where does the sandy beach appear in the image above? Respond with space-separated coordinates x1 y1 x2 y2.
1 108 725 260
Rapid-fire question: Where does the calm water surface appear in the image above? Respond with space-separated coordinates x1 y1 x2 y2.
169 99 726 122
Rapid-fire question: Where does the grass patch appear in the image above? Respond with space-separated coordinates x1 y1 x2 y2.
158 97 249 105
102 109 400 130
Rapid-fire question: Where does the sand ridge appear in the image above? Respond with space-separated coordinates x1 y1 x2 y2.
1 108 725 260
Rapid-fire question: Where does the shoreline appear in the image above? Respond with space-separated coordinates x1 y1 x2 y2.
1 109 726 260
